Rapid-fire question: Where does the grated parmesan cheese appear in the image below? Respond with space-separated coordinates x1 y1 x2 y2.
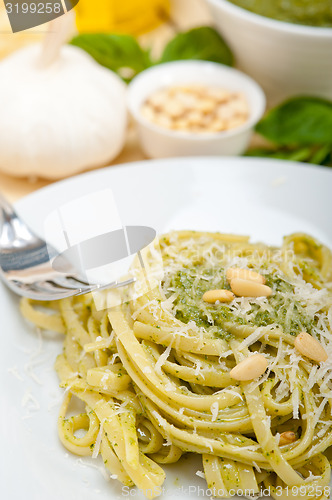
154 343 173 375
7 365 24 381
92 420 105 459
252 461 261 473
21 389 40 411
76 458 110 481
210 402 219 422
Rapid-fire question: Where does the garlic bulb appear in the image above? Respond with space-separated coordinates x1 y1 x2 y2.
0 18 127 179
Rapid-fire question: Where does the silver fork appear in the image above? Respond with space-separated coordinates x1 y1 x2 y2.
0 192 133 301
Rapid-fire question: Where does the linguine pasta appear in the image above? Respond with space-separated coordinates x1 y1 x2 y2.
21 231 332 499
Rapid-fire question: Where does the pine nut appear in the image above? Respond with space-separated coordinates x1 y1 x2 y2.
217 103 235 120
202 289 235 304
166 100 185 118
141 104 156 121
208 89 229 103
172 119 189 130
227 117 247 130
230 97 249 115
154 115 173 129
230 353 268 381
197 99 215 113
148 90 168 109
230 278 272 298
294 331 328 363
279 431 296 446
187 110 204 125
226 268 266 284
209 119 227 132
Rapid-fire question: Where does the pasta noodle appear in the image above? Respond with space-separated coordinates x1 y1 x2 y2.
20 231 332 499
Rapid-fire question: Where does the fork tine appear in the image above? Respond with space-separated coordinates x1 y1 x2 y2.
73 277 136 295
52 276 91 290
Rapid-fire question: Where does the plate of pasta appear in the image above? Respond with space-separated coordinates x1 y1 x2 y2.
1 157 332 500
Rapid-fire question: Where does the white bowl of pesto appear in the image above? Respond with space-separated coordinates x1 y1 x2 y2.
127 60 265 159
204 0 332 105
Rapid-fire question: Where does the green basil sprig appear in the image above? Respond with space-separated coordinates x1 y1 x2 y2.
70 26 233 82
248 97 332 167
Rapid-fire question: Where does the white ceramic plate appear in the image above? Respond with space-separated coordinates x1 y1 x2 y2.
1 157 332 500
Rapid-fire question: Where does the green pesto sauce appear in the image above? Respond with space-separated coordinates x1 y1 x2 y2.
166 267 235 339
165 266 315 338
227 0 332 27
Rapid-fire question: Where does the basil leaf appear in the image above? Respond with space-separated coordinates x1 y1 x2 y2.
309 144 332 165
245 148 277 158
246 145 332 167
245 147 312 161
256 97 332 146
70 33 151 81
287 147 314 162
160 26 233 66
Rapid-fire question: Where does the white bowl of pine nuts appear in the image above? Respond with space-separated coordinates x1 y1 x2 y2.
127 60 265 159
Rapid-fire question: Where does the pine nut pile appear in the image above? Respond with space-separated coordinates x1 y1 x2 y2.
141 84 250 133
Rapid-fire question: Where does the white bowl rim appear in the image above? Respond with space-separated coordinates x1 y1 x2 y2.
127 60 266 142
206 0 332 37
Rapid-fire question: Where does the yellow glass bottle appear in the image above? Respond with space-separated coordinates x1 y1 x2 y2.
75 0 170 35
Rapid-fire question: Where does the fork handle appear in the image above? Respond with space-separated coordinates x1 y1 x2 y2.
0 191 17 220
